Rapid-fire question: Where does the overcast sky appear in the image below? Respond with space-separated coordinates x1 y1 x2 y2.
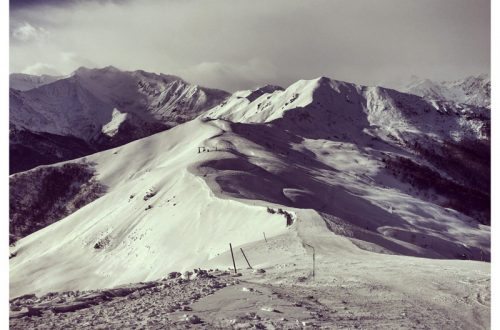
10 0 490 91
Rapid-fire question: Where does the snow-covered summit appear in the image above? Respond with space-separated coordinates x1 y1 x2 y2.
404 74 490 108
206 76 489 143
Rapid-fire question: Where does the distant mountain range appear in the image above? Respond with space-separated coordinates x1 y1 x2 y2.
10 73 64 91
9 67 229 173
404 74 490 108
10 68 490 174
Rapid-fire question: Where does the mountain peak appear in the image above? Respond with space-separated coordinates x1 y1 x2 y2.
72 65 121 77
297 76 361 93
72 66 91 74
404 75 490 108
245 84 284 102
313 76 331 83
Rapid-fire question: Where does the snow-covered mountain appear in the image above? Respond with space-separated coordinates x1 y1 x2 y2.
9 73 64 91
10 75 490 298
9 67 230 173
208 76 489 141
404 74 491 108
207 77 490 222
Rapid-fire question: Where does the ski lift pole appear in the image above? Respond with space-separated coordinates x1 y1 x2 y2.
303 243 315 279
240 248 253 269
229 243 237 274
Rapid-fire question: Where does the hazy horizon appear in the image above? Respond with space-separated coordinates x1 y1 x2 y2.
10 0 490 91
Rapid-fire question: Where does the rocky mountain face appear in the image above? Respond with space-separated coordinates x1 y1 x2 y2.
404 74 490 108
9 67 230 173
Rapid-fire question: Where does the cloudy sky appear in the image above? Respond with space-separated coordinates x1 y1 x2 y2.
10 0 490 91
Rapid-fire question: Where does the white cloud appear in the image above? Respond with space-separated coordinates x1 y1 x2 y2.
11 22 49 42
182 59 278 90
59 52 96 68
20 52 97 77
9 0 490 91
22 63 61 76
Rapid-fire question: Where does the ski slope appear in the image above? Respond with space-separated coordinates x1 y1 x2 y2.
10 115 489 297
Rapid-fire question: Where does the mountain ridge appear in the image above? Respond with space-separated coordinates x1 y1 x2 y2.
206 76 489 142
404 74 490 108
9 67 230 173
9 72 64 91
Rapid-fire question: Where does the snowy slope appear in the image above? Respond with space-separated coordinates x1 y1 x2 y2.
9 73 63 91
10 113 490 297
405 74 491 108
10 119 288 295
101 108 129 137
206 77 490 224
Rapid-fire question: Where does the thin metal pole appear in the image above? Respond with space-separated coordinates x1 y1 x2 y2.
263 232 268 243
229 243 237 274
240 248 253 269
304 243 315 279
312 248 315 278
